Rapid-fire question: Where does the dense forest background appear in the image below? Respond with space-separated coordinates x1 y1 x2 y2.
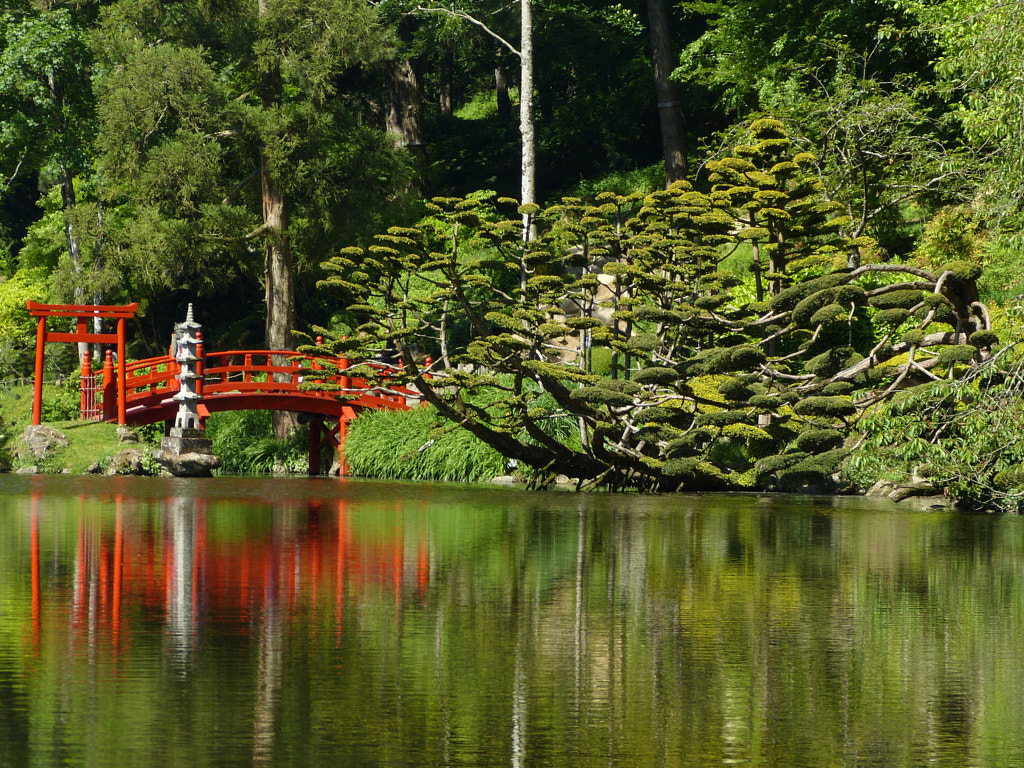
4 0 1024 504
2 0 1023 362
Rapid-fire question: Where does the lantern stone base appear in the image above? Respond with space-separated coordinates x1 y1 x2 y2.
154 427 222 477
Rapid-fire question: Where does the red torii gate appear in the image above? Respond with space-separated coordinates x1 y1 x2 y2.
27 301 138 426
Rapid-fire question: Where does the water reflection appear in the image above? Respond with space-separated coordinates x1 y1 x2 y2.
2 476 1024 767
166 496 195 671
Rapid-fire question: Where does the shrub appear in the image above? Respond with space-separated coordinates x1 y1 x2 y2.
793 396 857 419
345 405 506 482
793 428 845 454
634 366 678 386
206 410 308 475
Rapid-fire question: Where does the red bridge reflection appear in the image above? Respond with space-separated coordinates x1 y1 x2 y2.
28 493 431 659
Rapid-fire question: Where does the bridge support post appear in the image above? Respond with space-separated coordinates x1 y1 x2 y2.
305 417 350 477
337 418 348 477
308 418 323 476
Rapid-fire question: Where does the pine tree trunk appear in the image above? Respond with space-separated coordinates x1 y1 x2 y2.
387 16 427 193
262 164 297 439
262 171 293 353
387 57 427 193
385 88 403 140
645 0 687 184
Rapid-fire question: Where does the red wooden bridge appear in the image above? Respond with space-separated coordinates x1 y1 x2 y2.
123 348 413 425
122 348 417 473
28 301 419 475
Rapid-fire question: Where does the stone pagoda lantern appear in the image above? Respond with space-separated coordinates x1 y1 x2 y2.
153 304 222 476
173 304 203 429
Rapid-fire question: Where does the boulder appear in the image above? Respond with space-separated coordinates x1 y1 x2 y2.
152 450 222 477
19 425 68 460
106 448 148 476
865 479 896 497
889 481 941 503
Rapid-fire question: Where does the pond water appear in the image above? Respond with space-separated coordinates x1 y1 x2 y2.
1 475 1023 767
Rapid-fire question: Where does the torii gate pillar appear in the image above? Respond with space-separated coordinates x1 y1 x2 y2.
27 301 138 426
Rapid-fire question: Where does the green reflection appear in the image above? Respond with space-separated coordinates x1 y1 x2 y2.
0 477 1023 767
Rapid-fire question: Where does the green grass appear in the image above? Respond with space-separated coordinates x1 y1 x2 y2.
0 381 136 473
345 406 507 483
559 162 666 200
0 381 313 476
205 410 308 475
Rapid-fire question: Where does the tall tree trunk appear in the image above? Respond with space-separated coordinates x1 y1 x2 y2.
262 167 293 353
439 48 455 117
385 88 403 139
387 16 427 194
520 0 535 242
92 194 106 357
495 64 511 122
387 57 427 193
645 0 687 184
50 71 88 362
262 150 297 438
259 0 297 438
48 73 81 293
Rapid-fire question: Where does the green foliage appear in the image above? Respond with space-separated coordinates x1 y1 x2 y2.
81 0 407 347
706 120 849 300
205 411 308 475
564 163 667 199
311 117 995 493
906 0 1024 214
0 268 46 375
345 406 506 483
915 208 981 268
792 396 856 420
0 8 94 180
936 345 977 366
793 429 844 454
842 349 1024 512
978 233 1024 304
41 375 81 422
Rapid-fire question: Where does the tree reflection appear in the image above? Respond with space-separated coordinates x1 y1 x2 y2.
4 481 1024 767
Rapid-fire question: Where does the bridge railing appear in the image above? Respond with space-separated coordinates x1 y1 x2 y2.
123 350 418 416
125 355 179 409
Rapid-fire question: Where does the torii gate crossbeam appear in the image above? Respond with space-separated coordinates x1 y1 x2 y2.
27 301 138 426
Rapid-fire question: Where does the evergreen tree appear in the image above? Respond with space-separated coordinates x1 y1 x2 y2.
92 0 407 364
312 129 995 491
706 118 848 298
0 7 95 307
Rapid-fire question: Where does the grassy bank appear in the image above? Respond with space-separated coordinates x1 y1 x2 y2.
0 382 135 473
0 382 307 476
